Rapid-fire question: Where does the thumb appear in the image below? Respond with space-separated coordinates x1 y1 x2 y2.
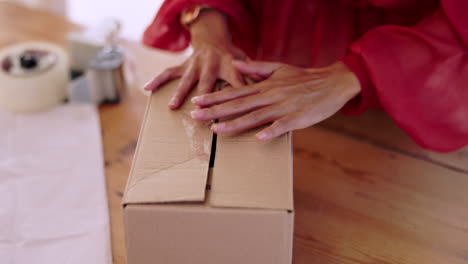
232 60 282 78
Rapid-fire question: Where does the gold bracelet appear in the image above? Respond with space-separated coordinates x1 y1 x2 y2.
180 4 214 28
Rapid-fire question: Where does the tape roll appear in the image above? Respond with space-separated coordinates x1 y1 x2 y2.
0 42 69 113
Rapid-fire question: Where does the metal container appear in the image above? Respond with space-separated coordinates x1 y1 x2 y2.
86 45 125 104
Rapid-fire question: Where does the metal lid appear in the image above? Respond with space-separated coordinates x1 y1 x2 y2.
88 45 124 70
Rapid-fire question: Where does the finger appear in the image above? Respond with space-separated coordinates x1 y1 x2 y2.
231 47 249 60
221 60 245 88
211 104 285 134
255 115 299 141
144 66 181 91
233 60 282 78
169 63 198 109
191 84 261 107
190 92 278 121
192 77 292 107
197 59 218 95
249 73 266 82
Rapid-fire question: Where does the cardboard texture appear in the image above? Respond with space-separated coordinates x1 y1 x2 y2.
123 80 294 264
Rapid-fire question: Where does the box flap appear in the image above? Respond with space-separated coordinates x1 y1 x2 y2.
209 130 294 211
123 80 212 205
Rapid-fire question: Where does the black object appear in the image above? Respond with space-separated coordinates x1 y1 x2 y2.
70 69 84 81
208 120 219 168
20 53 38 70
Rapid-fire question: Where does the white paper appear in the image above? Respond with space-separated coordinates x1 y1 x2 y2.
0 104 111 264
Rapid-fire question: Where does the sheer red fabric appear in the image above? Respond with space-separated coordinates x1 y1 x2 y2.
143 0 468 152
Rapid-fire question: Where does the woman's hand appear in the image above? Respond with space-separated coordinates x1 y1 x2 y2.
189 60 361 141
144 10 246 109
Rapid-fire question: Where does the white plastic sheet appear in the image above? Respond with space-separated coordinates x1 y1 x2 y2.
0 104 111 264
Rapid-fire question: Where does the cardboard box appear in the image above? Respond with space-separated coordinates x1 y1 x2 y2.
123 80 294 264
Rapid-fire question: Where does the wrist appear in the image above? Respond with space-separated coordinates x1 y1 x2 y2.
345 65 362 94
190 9 231 44
334 61 362 99
347 71 362 98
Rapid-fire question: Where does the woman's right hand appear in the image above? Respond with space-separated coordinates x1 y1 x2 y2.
144 9 247 109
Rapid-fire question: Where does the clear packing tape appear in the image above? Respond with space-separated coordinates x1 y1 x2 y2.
0 42 69 113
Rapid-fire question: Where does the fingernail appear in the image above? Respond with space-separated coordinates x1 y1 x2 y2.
215 123 225 131
256 131 270 141
143 81 153 91
168 97 177 107
191 96 202 104
191 110 202 119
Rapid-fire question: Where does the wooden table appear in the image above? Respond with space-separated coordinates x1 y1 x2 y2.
2 3 468 263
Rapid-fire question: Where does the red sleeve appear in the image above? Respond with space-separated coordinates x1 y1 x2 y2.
142 0 258 57
341 0 468 152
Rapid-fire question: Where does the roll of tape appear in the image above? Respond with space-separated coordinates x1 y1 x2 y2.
0 42 69 113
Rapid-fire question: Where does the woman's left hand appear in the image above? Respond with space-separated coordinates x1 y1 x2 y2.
190 60 361 141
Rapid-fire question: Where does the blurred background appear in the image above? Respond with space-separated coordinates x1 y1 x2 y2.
3 0 164 40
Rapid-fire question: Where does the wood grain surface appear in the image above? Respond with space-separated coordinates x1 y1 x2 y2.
2 3 467 263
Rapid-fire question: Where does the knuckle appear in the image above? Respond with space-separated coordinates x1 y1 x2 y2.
281 98 301 112
179 71 190 81
198 51 210 61
201 70 215 82
198 74 209 84
176 82 190 92
158 69 172 79
182 69 195 80
205 106 218 117
201 93 215 102
249 111 264 123
205 50 216 60
233 97 248 107
278 85 294 96
223 120 236 130
186 57 197 67
204 66 218 77
274 119 288 130
193 49 203 57
298 83 312 94
175 81 186 91
161 68 172 76
211 105 224 115
186 60 198 72
198 82 210 92
167 66 179 73
222 53 234 61
258 85 271 93
262 89 278 98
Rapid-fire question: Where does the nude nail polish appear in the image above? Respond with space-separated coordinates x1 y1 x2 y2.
256 131 269 141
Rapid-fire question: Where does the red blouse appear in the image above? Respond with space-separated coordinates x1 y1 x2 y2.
143 0 468 152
